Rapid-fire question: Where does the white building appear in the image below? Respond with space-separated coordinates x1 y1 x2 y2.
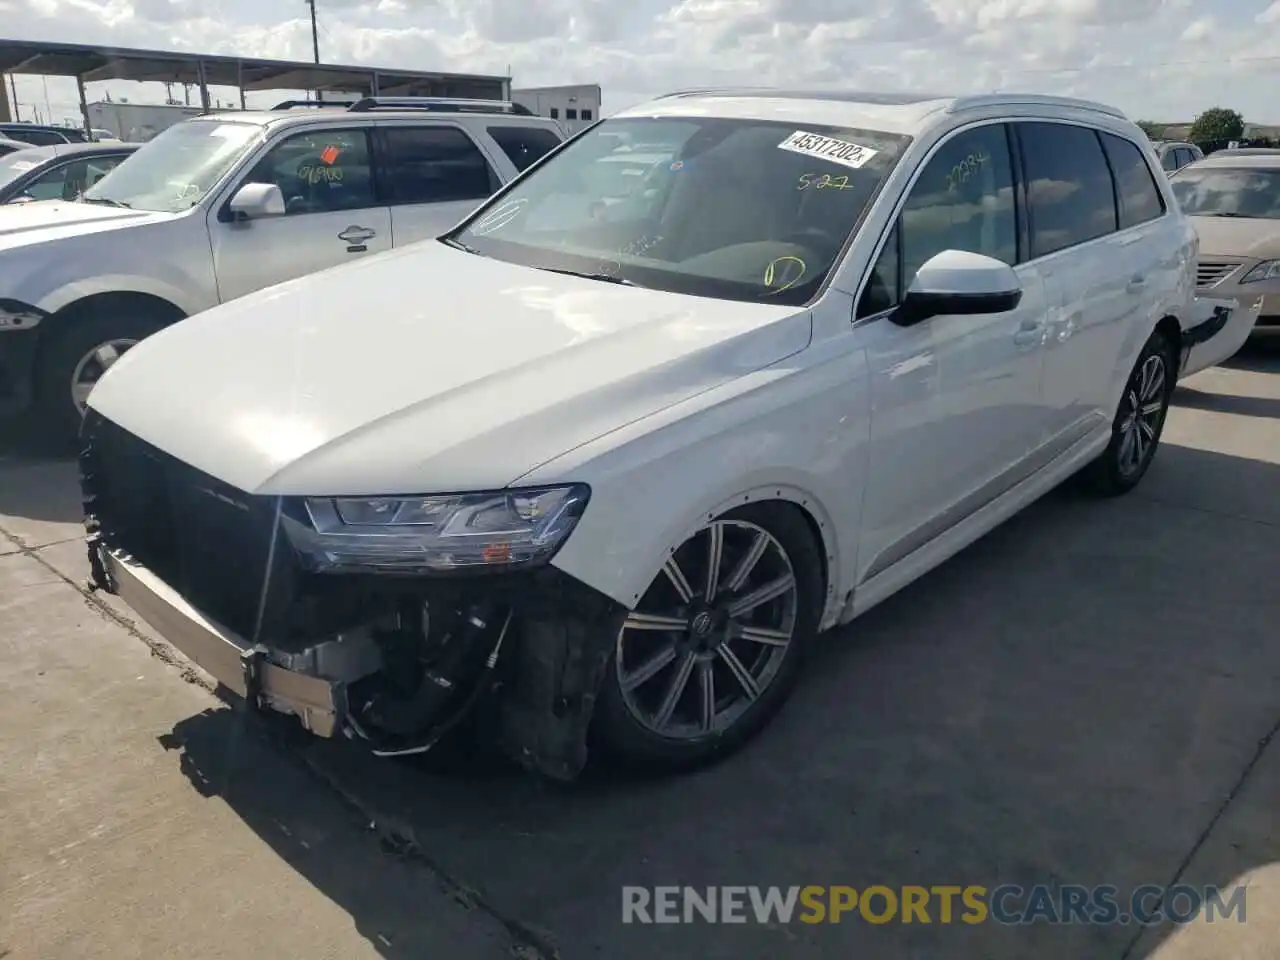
512 84 601 135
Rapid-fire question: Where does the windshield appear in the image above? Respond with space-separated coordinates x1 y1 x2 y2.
82 120 262 213
1171 167 1280 219
449 116 910 306
0 149 49 190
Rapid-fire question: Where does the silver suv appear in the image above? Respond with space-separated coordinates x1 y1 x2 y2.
0 97 566 437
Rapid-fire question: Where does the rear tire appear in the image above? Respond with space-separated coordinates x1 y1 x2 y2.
1076 328 1177 497
593 501 824 771
35 307 171 445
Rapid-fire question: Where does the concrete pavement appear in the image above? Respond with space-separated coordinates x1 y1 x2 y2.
0 340 1277 959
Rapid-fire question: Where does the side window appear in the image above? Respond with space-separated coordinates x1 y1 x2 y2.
243 128 375 215
380 126 498 205
1018 122 1118 258
1100 133 1165 229
486 125 563 173
1177 147 1196 168
900 123 1017 285
1161 148 1179 172
22 164 70 201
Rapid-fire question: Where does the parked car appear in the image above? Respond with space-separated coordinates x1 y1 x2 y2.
0 141 140 205
0 122 88 146
1152 140 1203 174
79 89 1248 782
0 97 565 435
1171 151 1280 334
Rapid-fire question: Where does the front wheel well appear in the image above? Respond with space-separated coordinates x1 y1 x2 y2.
45 291 186 333
1155 315 1182 353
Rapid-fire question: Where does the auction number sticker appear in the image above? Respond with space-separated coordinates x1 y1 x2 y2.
777 131 878 170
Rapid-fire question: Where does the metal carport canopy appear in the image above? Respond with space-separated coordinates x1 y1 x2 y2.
0 37 511 127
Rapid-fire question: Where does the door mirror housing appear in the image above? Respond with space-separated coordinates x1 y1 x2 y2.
228 182 285 221
894 250 1023 326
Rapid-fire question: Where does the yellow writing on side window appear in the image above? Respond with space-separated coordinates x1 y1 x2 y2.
945 152 990 193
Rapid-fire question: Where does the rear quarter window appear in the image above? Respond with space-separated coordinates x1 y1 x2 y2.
1099 133 1166 229
486 125 563 173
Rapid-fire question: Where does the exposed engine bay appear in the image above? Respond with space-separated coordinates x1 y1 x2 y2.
79 410 624 781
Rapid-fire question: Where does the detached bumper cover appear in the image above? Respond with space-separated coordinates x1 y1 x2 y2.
97 543 345 736
1179 296 1259 378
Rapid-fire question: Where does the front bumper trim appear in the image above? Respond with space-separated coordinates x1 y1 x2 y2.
102 547 344 736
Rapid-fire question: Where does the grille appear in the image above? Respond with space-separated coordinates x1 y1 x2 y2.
1195 260 1241 288
81 411 298 640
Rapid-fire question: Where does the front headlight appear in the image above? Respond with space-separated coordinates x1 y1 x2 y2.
285 484 590 574
1241 260 1280 283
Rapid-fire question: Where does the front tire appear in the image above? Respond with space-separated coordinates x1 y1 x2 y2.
35 308 169 444
1077 328 1177 497
593 502 824 770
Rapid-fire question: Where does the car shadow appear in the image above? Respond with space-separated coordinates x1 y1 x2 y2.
1219 336 1280 374
0 419 84 528
1172 386 1280 419
154 441 1280 960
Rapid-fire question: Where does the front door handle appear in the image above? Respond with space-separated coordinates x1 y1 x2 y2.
1013 318 1043 348
338 225 376 245
1126 275 1147 291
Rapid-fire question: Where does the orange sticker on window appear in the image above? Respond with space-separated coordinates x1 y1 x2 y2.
319 145 341 166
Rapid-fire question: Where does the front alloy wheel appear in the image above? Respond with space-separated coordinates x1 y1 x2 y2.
71 338 139 415
594 503 822 768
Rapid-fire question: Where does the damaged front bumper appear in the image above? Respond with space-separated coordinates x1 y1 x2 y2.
95 546 347 737
80 411 626 781
88 535 624 779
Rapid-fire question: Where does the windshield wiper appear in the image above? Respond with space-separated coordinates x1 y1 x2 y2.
80 195 131 208
541 266 636 286
439 236 480 254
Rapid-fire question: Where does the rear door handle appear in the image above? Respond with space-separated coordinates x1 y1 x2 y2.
1127 275 1147 291
338 225 377 245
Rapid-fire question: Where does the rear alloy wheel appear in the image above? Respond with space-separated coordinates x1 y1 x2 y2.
1078 329 1176 496
594 503 822 769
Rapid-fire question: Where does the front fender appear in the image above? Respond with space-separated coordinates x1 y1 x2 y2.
523 341 873 631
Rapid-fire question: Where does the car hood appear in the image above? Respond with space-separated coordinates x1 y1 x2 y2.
87 242 810 495
0 199 173 251
1189 215 1280 260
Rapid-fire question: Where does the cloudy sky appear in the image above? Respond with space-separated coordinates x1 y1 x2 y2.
2 0 1278 127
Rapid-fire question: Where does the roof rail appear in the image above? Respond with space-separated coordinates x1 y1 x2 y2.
346 96 535 116
948 93 1127 119
271 99 355 110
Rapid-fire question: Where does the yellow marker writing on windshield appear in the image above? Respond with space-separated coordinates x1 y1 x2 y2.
763 256 807 294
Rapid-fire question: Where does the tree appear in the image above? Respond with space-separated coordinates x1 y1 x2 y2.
1188 107 1245 144
1135 121 1164 140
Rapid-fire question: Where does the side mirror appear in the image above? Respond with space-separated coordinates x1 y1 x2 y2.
228 182 285 221
894 249 1023 326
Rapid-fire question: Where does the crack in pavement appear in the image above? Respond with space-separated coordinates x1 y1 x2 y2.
1117 709 1280 959
1131 492 1280 530
1 525 561 960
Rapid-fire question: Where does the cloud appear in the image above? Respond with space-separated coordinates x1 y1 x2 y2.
2 0 1278 126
